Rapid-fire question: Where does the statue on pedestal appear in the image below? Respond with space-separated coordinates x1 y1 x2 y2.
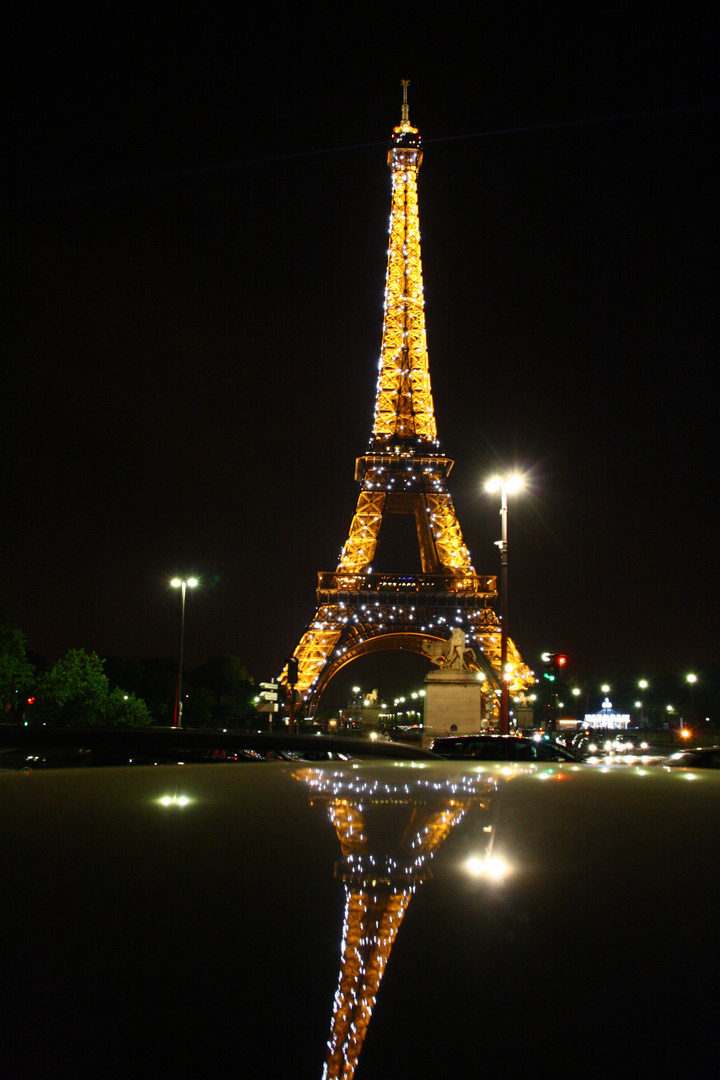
422 628 478 672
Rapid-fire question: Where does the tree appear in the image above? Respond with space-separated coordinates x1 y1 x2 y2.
189 656 256 727
36 648 109 725
136 657 177 723
0 613 35 718
103 687 153 727
181 685 216 727
36 648 151 727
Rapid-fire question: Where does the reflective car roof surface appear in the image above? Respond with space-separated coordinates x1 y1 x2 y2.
1 743 719 1078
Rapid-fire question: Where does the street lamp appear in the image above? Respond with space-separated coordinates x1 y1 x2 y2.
638 680 649 733
686 673 698 728
571 686 581 721
350 686 362 728
170 577 198 728
485 474 523 735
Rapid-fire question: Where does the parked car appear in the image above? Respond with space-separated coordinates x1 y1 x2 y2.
613 734 651 753
661 745 720 769
1 723 718 1078
427 733 580 762
570 732 655 759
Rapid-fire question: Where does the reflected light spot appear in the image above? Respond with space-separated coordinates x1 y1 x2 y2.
465 855 509 880
156 794 194 808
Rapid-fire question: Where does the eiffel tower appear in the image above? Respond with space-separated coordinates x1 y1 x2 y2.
285 84 532 715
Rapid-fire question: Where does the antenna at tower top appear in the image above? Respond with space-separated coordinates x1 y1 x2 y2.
401 79 410 124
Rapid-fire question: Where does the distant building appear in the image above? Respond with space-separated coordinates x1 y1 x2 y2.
583 697 630 730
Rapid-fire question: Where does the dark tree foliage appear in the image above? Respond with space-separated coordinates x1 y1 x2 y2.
36 652 260 726
135 658 177 723
0 612 36 720
36 649 152 727
186 656 256 727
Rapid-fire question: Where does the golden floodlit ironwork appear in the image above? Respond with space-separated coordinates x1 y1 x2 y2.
285 84 532 711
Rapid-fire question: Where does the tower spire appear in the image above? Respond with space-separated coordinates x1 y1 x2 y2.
400 78 410 126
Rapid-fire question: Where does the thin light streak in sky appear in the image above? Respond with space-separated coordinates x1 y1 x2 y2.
7 102 714 207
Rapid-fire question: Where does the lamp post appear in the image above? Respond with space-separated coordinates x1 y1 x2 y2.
686 673 697 728
638 680 649 733
485 475 523 735
171 577 198 728
351 685 361 729
572 686 582 724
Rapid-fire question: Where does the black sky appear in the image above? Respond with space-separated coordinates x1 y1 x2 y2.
3 2 719 704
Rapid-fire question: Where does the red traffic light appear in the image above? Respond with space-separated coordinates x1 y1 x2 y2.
556 656 567 666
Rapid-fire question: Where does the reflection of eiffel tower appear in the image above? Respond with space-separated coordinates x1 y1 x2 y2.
296 767 492 1080
285 84 532 712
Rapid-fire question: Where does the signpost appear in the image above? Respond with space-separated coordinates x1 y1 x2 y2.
258 682 280 716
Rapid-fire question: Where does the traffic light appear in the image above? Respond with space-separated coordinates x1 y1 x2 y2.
258 682 280 713
541 653 568 680
286 656 299 685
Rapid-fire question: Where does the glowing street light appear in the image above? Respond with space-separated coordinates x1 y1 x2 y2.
170 577 198 727
485 474 523 735
638 680 649 732
687 673 698 726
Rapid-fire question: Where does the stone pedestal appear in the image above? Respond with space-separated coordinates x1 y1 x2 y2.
422 670 488 745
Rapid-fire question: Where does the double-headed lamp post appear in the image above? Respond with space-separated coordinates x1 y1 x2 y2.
171 577 198 728
485 475 523 735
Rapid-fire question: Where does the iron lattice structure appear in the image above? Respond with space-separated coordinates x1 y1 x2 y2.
285 85 532 712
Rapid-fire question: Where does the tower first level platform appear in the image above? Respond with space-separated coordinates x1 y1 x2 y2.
293 569 528 715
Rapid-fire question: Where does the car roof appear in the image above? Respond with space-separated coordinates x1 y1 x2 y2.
2 740 719 1076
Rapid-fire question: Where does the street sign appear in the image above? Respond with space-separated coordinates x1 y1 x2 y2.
258 681 280 713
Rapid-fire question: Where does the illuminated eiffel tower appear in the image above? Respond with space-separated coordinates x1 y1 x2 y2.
295 766 491 1079
285 83 532 713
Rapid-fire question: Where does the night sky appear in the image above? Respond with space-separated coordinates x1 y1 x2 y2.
4 3 718 705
